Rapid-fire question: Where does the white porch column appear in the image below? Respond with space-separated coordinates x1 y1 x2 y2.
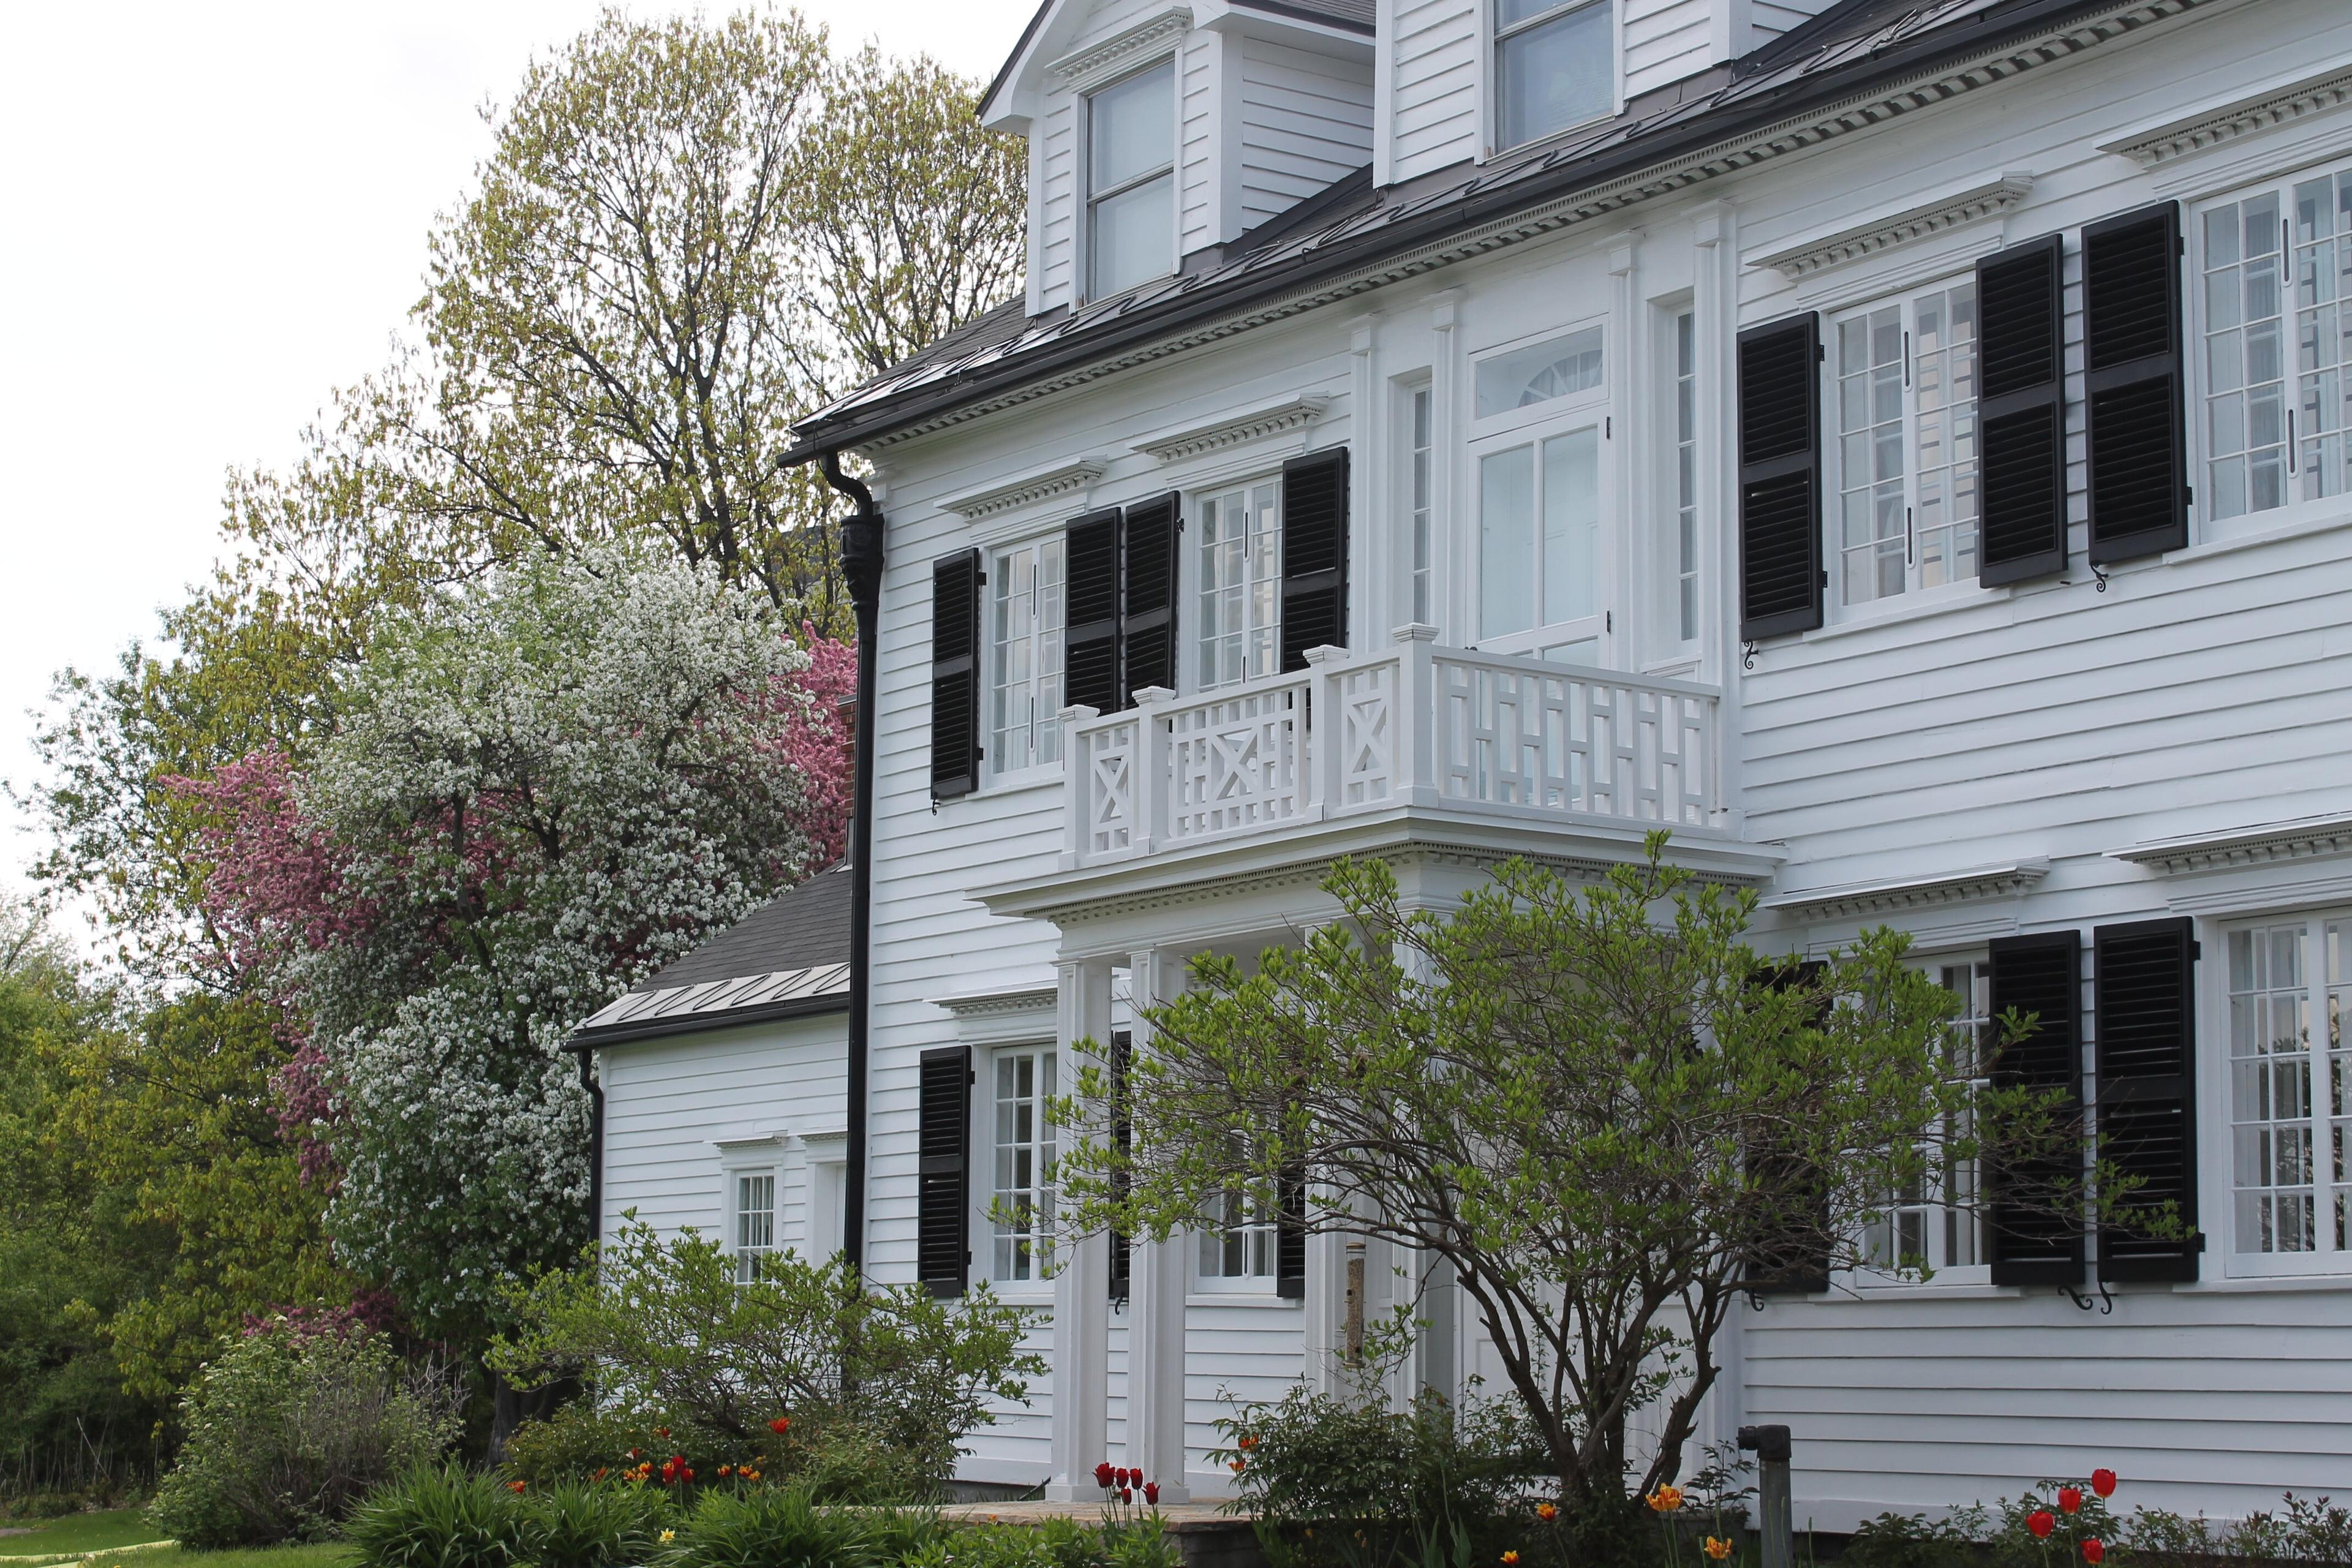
1046 956 1115 1501
1125 944 1193 1502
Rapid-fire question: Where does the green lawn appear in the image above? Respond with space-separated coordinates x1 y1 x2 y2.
0 1510 169 1560
61 1548 351 1568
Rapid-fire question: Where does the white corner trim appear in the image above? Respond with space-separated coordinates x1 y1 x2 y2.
1753 174 2034 280
2106 813 2352 875
940 458 1111 520
1049 7 1193 88
1134 395 1329 463
1763 858 2051 922
2098 65 2352 167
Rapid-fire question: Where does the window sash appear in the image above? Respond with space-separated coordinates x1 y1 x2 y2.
2225 918 2351 1268
1828 281 1981 609
989 538 1066 775
1197 480 1284 690
1673 308 1699 645
1197 1186 1281 1282
1493 0 1611 153
734 1170 777 1283
1863 961 1991 1278
1475 422 1603 658
992 1047 1058 1283
1087 62 1176 299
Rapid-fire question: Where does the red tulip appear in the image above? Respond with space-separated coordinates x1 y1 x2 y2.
508 1481 527 1494
1121 1488 1134 1504
2029 1512 2056 1540
1144 1483 1160 1505
1095 1461 1117 1489
2082 1541 2105 1564
769 1417 791 1435
2090 1470 2117 1499
656 1428 670 1439
2058 1488 2082 1515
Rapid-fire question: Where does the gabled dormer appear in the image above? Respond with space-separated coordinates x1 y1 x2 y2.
1378 0 1840 184
982 0 1378 317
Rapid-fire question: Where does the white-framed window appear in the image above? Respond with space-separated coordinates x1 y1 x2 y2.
2223 916 2351 1272
733 1169 777 1283
1827 279 1980 611
989 536 1065 776
1474 325 1605 422
1406 383 1436 627
1197 478 1283 690
1668 306 1699 647
1863 960 1991 1280
2194 162 2352 533
1198 1185 1281 1286
1493 0 1611 153
1086 60 1175 300
1469 324 1609 663
991 1046 1058 1284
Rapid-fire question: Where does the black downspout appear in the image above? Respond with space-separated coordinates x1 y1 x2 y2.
569 1041 604 1246
812 449 884 1277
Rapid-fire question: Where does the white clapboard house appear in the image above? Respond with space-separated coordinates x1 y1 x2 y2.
617 0 2352 1528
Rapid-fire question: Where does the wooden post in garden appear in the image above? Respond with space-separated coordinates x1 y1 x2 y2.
1738 1424 1792 1568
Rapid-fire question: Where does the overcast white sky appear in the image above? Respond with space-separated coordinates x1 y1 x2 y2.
0 0 1017 933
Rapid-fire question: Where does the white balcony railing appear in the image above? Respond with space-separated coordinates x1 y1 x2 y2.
1059 626 1724 870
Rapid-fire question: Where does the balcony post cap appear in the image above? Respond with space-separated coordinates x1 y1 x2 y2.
1131 685 1177 706
1057 704 1101 722
1300 644 1349 666
1390 622 1440 643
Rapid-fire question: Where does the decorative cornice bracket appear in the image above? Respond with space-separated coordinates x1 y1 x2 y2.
1762 858 2050 923
1754 174 2034 279
1135 395 1329 463
2108 813 2352 875
2100 66 2352 167
940 458 1110 520
1048 8 1193 87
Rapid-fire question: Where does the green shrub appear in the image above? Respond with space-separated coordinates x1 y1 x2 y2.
519 1478 674 1568
674 1484 872 1568
504 1403 690 1489
1842 1510 1985 1568
347 1466 531 1568
149 1322 459 1549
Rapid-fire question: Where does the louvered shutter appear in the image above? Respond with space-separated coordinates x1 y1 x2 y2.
1977 234 2069 585
930 550 983 799
1987 932 2086 1287
2094 918 2202 1283
1744 959 1831 1295
1275 1166 1308 1300
1737 315 1825 640
1279 448 1350 671
1108 1031 1133 1304
1121 495 1182 700
2084 202 2188 564
916 1046 972 1297
1065 508 1123 715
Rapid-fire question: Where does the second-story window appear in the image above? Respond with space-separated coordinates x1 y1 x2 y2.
1829 280 1980 609
1494 0 1611 153
990 537 1065 775
1408 385 1435 625
1088 61 1175 300
1197 479 1283 689
1671 307 1698 646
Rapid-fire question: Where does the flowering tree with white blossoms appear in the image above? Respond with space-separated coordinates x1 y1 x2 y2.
184 546 850 1349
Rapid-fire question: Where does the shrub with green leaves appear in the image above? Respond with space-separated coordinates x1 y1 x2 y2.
675 1484 873 1568
347 1466 532 1568
148 1321 458 1548
521 1478 676 1568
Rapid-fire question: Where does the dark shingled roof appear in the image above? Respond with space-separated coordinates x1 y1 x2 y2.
787 0 2167 462
569 865 854 1047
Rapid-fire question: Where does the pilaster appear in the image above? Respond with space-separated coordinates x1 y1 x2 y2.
1124 946 1192 1502
1045 957 1116 1501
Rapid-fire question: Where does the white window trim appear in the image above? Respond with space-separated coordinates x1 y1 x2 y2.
715 1134 788 1283
1479 0 1622 163
1188 473 1287 694
1850 956 1995 1290
987 1041 1060 1296
2209 910 2352 1279
986 532 1068 785
1467 317 1610 438
1194 1186 1283 1292
1819 273 1992 624
2186 157 2352 549
1464 395 1613 662
1079 56 1179 304
1397 375 1439 633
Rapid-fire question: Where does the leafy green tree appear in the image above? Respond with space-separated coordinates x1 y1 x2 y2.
1054 845 2116 1552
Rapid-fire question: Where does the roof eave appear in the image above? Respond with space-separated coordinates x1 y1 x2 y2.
568 990 853 1051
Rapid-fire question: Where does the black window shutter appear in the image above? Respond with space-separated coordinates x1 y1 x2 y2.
1108 1031 1133 1304
2094 918 2202 1283
1065 508 1123 715
1987 932 2086 1287
2084 202 2188 564
1737 315 1825 640
1977 234 2069 586
915 1046 972 1298
1275 1166 1308 1300
1744 959 1831 1295
1279 447 1350 672
929 550 983 799
1121 495 1182 701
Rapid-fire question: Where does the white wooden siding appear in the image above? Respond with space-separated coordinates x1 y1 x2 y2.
1180 31 1222 255
1237 37 1374 229
1624 0 1712 100
1389 0 1480 181
1751 0 1833 39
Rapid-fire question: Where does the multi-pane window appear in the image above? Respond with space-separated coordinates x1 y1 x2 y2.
2199 164 2352 525
1199 1185 1280 1283
1087 61 1175 299
1865 962 1991 1276
1672 308 1699 645
1408 385 1435 626
1493 0 1611 152
1478 427 1601 655
992 1047 1058 1283
989 538 1065 775
1474 326 1605 419
1830 282 1980 608
734 1170 776 1283
1197 480 1283 689
2226 919 2351 1265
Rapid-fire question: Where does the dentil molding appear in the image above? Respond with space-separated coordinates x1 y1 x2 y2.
1761 858 2050 922
1048 8 1191 87
2108 813 2352 875
1754 174 2034 280
1134 396 1329 464
2100 66 2352 167
938 458 1109 520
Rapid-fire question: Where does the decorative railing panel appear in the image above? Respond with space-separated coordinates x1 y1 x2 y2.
1167 679 1308 840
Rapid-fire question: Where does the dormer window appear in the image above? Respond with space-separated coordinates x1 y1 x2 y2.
1495 0 1611 152
1087 60 1175 298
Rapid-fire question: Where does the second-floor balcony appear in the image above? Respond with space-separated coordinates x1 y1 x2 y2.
1041 627 1776 888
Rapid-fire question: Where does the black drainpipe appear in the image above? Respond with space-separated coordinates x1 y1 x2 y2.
809 449 883 1276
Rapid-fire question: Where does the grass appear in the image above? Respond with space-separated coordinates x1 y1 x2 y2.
67 1548 353 1568
0 1511 170 1559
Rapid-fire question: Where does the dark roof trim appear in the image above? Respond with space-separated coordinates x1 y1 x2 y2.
787 0 2193 464
569 990 851 1050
